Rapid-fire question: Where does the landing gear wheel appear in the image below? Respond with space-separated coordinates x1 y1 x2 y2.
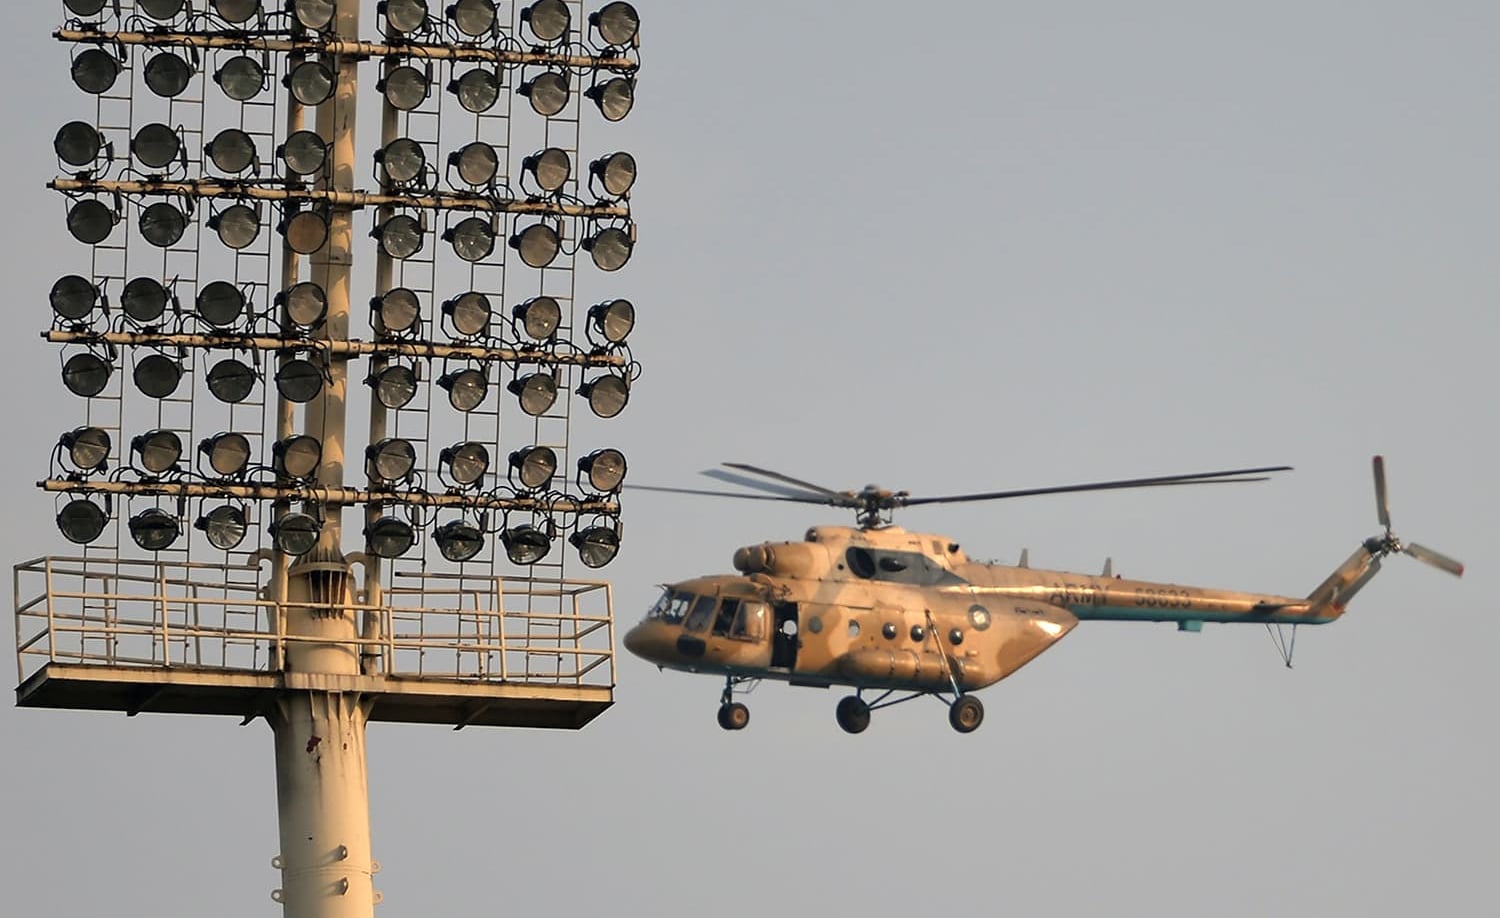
948 695 984 733
717 702 749 731
835 696 871 734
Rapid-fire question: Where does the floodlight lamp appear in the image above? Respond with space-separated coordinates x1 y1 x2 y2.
275 357 324 403
583 225 633 271
380 64 430 111
271 511 321 556
442 291 492 337
501 524 551 565
449 68 500 113
57 498 109 545
196 504 249 551
509 445 556 490
366 516 416 559
513 295 561 341
373 213 424 259
508 372 558 417
448 0 497 37
131 123 181 172
140 201 188 248
289 0 335 30
62 352 112 397
130 508 181 552
211 203 262 250
55 121 105 168
216 55 266 102
67 198 115 245
200 432 252 478
286 59 335 106
280 206 329 255
144 52 194 99
578 447 626 493
273 434 322 479
63 0 110 17
197 281 247 327
366 437 417 484
588 298 635 344
440 441 490 488
367 364 418 410
521 0 570 43
374 287 421 335
523 147 571 194
438 366 488 412
280 130 328 175
132 429 183 475
509 222 560 268
571 523 621 568
586 77 635 122
207 358 257 403
207 128 257 175
377 137 426 186
449 141 499 188
133 353 183 399
122 278 170 324
50 275 99 322
590 2 640 47
519 71 569 117
71 49 120 95
213 1 264 25
140 0 186 19
433 519 484 562
444 216 495 263
61 426 111 473
577 373 629 418
590 151 636 198
383 0 429 34
278 281 327 330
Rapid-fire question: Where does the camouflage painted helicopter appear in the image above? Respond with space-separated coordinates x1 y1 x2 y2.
624 457 1461 734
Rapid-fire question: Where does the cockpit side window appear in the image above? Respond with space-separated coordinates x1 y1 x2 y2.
732 601 768 641
712 598 741 636
683 594 717 633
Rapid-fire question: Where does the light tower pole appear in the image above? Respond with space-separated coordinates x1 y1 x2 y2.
21 2 645 915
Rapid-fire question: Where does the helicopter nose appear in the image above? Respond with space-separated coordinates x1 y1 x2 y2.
623 619 675 663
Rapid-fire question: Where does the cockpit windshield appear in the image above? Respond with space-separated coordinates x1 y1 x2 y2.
646 588 767 641
645 589 691 624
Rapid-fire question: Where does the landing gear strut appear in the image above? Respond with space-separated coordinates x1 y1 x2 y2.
717 676 752 731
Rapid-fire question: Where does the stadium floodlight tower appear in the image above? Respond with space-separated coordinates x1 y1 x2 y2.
21 2 643 915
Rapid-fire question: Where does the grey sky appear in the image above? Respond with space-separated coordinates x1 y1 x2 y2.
2 2 1496 916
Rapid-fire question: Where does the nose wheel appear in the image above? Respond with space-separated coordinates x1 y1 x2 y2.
717 702 749 731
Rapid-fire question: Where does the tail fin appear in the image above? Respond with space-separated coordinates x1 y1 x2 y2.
1304 542 1383 620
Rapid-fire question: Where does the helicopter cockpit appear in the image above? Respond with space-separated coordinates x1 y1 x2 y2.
644 588 769 641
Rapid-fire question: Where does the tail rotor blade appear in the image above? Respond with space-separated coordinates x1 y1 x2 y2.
1373 455 1391 530
1403 542 1465 577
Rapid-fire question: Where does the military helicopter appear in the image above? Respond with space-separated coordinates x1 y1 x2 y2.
623 457 1461 734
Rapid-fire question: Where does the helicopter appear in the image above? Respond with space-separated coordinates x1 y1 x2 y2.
622 456 1462 734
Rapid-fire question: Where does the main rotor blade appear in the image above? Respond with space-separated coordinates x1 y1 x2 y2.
1373 455 1391 529
702 468 831 500
625 483 832 504
721 462 843 498
1403 542 1464 577
901 465 1293 507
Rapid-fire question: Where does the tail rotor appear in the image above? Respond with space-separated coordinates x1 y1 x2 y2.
1366 455 1464 577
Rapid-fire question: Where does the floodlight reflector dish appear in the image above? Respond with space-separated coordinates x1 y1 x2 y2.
441 441 490 487
287 60 335 106
522 0 570 42
140 0 186 19
446 217 495 263
509 222 560 268
217 55 266 101
58 498 108 544
121 277 169 323
519 71 569 117
62 426 112 472
523 147 571 193
145 52 193 98
366 516 416 559
207 128 257 174
213 203 262 250
134 353 183 399
579 374 629 418
591 151 636 198
502 524 551 565
283 209 329 255
67 199 115 245
366 437 417 484
281 130 328 175
571 524 621 568
197 281 247 327
197 504 249 550
443 291 492 337
378 137 426 185
587 77 635 121
583 225 633 271
64 0 110 16
200 432 252 477
382 65 430 111
140 201 188 248
51 275 99 322
591 2 640 47
508 372 558 416
449 0 497 36
578 447 627 492
272 511 321 556
276 357 324 403
281 281 327 330
133 429 183 475
438 367 488 412
385 0 429 34
451 68 500 113
433 519 484 562
55 121 104 168
509 445 556 490
513 295 561 341
376 287 421 334
274 435 322 479
62 352 112 397
589 298 635 344
132 123 181 171
207 358 257 403
375 213 424 259
213 1 263 25
451 141 499 187
369 364 419 409
71 49 120 95
291 0 335 30
130 508 181 552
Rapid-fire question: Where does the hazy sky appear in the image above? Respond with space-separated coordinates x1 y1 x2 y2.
2 2 1496 916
